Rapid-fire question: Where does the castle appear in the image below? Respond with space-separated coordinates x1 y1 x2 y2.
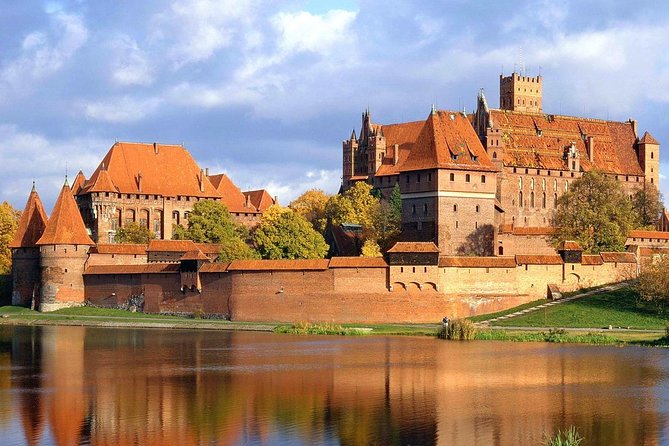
342 72 660 256
6 72 669 321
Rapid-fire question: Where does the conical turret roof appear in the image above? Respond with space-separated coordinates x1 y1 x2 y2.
36 181 94 246
9 184 48 248
639 131 659 145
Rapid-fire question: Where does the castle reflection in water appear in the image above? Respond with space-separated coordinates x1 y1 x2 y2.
0 325 667 446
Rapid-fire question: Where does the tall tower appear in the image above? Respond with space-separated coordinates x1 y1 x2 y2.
637 132 660 187
499 72 543 113
36 180 95 312
9 183 48 308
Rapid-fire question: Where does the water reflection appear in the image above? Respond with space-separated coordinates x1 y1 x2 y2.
0 326 667 445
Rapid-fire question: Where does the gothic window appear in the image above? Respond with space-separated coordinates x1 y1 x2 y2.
554 193 558 207
423 203 428 215
542 193 546 209
530 192 535 208
172 211 180 225
518 177 523 189
450 173 455 181
542 178 546 190
553 179 557 191
412 204 416 215
481 175 486 183
519 191 524 207
493 152 497 159
124 209 135 226
530 178 534 190
139 209 149 229
476 205 480 213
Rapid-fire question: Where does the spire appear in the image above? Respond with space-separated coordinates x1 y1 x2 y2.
350 129 357 141
9 185 48 248
36 183 94 246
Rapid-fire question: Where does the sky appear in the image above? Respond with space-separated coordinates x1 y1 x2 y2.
1 0 668 212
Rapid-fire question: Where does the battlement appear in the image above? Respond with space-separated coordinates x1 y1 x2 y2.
499 71 543 113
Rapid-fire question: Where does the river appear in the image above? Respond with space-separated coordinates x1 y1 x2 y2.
0 325 667 445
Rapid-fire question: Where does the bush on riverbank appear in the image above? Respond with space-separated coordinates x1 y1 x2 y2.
475 329 622 345
438 318 477 340
274 322 366 336
543 426 583 446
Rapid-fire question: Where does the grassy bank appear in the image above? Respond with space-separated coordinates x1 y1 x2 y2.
491 287 668 330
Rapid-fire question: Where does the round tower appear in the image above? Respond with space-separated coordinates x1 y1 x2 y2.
36 181 94 312
9 183 48 308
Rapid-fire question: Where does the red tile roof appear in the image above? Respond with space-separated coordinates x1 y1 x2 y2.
79 142 221 197
91 244 147 255
512 226 555 236
36 183 94 246
199 263 231 273
179 250 211 261
375 120 425 176
639 131 659 145
581 255 604 265
71 171 86 195
328 257 388 268
84 168 118 193
558 241 582 251
147 239 199 252
639 247 669 256
9 187 48 248
628 230 669 240
515 254 563 265
387 241 439 253
439 256 517 268
84 264 180 275
227 259 330 271
208 173 260 214
600 252 636 263
243 189 275 212
401 111 497 173
489 110 643 175
195 243 223 254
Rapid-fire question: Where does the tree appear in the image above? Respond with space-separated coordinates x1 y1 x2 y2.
253 206 328 259
115 222 155 244
360 240 382 257
174 200 258 260
289 189 330 234
0 202 20 274
636 256 669 310
325 182 401 249
632 185 664 229
551 170 636 253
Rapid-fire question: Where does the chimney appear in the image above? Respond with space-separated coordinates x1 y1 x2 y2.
274 195 278 205
586 136 595 163
205 167 209 176
245 193 251 208
393 144 399 165
138 171 143 192
153 142 158 155
629 119 638 138
199 169 204 192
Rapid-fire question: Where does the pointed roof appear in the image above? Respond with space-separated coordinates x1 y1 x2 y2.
639 131 659 145
84 168 118 193
243 189 275 212
36 182 94 246
79 142 221 197
208 173 260 213
9 185 48 248
400 110 497 172
179 249 210 261
71 171 86 195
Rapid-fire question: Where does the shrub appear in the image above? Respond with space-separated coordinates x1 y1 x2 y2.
543 328 568 343
543 426 583 446
438 318 477 340
274 322 365 336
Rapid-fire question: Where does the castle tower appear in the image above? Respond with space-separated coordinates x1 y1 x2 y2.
36 180 95 312
637 131 660 187
499 72 543 113
9 183 48 308
342 129 358 189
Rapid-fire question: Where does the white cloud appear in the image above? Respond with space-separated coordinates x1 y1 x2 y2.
109 35 154 86
0 124 105 208
152 0 259 67
0 10 88 94
271 10 357 56
83 96 163 123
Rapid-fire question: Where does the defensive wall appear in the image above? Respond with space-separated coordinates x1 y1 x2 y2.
81 247 637 324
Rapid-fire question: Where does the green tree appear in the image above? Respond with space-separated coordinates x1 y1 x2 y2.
325 182 379 230
253 206 328 259
551 170 636 253
289 189 330 234
632 185 664 229
636 256 669 310
114 222 155 244
174 200 258 260
0 202 20 274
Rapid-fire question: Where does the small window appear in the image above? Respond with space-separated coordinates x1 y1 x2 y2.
493 152 497 159
453 204 457 212
412 204 416 214
481 175 486 183
417 173 421 183
455 221 459 228
428 173 432 182
450 173 455 181
475 205 480 213
423 203 428 215
651 152 654 159
406 175 410 184
465 174 470 182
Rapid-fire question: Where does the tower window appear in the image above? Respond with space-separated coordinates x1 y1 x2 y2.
412 204 416 214
481 175 486 183
465 174 470 182
423 203 428 215
450 173 455 181
475 205 480 213
417 173 421 183
651 152 654 159
453 204 458 212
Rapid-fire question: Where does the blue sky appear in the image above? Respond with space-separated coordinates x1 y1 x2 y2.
1 0 668 211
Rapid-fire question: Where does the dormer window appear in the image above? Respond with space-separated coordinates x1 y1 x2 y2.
472 155 478 162
451 154 458 161
537 128 542 137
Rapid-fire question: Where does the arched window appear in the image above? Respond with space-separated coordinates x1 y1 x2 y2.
492 152 497 159
530 191 535 208
450 173 455 181
139 209 149 229
423 203 428 215
172 210 180 226
412 204 416 215
453 204 458 212
465 174 471 182
542 192 546 209
481 175 486 183
475 205 480 213
554 193 558 207
519 191 524 207
124 209 135 226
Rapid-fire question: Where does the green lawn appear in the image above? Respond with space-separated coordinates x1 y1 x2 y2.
493 287 669 330
468 299 547 322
